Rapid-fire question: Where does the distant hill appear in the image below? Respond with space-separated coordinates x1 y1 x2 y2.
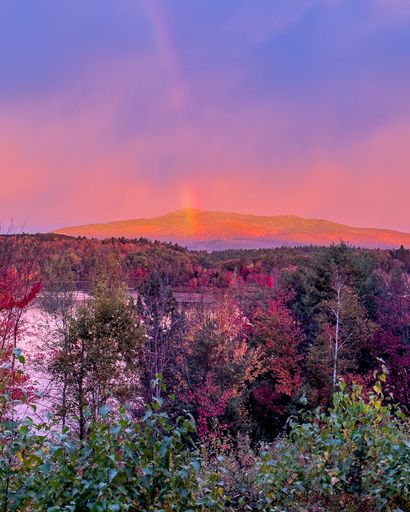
52 209 410 250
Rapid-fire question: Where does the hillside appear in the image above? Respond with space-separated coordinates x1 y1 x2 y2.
52 209 410 249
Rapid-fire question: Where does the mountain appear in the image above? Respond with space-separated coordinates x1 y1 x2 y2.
52 209 410 250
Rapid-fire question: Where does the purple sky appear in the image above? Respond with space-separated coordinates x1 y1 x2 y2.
1 0 410 232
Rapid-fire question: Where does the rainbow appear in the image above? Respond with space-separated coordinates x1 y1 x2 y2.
142 3 199 234
142 0 186 111
181 185 200 234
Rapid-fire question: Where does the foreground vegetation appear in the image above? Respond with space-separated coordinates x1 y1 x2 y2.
1 376 409 511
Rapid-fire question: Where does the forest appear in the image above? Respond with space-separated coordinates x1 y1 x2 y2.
1 233 409 511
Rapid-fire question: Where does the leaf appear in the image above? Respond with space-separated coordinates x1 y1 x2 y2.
13 348 25 364
99 405 110 418
141 410 153 422
108 468 118 483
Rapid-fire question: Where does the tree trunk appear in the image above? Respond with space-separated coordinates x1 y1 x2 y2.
332 285 341 391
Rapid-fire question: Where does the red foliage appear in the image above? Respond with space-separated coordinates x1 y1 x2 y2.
189 268 224 290
187 377 233 440
0 268 42 417
367 267 410 406
245 270 276 288
130 267 149 287
251 291 303 415
176 296 255 440
0 267 42 310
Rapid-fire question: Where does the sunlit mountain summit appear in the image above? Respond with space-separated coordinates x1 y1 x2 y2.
53 209 410 250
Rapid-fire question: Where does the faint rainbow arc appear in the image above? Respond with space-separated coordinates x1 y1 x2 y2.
141 0 186 111
182 185 201 234
141 1 197 232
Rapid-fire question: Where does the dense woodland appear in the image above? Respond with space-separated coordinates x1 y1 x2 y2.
0 233 409 510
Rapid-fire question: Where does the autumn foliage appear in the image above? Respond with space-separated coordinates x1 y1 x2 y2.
0 234 409 438
0 261 42 418
0 234 409 511
250 291 303 417
175 295 255 440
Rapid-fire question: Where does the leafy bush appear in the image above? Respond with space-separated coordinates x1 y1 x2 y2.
1 375 409 511
257 376 410 511
205 434 262 511
0 395 226 511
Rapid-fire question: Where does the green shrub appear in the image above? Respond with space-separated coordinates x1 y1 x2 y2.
257 377 410 511
0 396 226 511
1 376 409 511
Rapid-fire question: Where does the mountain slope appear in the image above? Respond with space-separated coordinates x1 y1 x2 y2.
52 209 410 250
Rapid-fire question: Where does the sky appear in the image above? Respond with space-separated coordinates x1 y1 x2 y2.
1 0 410 232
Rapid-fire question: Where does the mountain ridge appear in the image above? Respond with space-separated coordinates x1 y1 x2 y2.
52 209 410 250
